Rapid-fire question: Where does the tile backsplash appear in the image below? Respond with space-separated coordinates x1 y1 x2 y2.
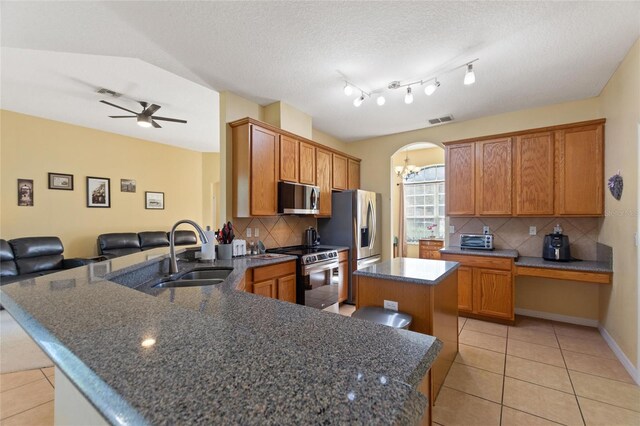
232 216 317 249
448 217 602 260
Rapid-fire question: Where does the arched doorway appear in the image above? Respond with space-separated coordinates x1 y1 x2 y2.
390 142 445 258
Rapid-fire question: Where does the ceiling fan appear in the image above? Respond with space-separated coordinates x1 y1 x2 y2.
99 100 187 128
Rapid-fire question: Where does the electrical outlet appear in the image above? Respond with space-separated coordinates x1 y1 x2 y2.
483 226 490 235
246 228 252 238
254 228 259 237
449 225 455 234
529 226 537 236
383 300 398 311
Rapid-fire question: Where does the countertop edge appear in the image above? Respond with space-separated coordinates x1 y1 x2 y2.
439 247 519 258
514 256 613 273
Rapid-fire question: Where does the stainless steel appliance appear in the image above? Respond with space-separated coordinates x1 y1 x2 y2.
278 182 319 215
304 227 320 247
542 225 572 261
317 190 382 304
460 234 494 250
266 246 339 309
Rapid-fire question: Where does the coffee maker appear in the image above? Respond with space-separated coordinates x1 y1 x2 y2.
542 224 571 261
305 227 320 247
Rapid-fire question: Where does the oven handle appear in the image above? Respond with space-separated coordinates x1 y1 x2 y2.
301 260 340 276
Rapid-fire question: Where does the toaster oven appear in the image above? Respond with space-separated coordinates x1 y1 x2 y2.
460 234 494 250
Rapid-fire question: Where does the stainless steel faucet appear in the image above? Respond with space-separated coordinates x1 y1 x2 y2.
169 219 209 274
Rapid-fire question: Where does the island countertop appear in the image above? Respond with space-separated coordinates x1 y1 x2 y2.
0 248 441 425
354 257 460 285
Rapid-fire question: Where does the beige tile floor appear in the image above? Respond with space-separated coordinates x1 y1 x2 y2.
434 316 640 426
2 310 638 425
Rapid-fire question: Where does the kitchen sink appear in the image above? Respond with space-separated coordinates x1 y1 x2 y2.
154 279 225 288
152 267 233 288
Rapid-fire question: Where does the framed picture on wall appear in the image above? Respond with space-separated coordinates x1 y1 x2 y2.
120 179 136 193
87 176 111 208
48 172 74 190
18 179 34 206
145 191 164 210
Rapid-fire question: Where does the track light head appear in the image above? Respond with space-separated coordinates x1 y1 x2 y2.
376 95 386 106
424 79 440 96
344 83 353 96
404 87 414 104
464 64 476 85
353 94 365 107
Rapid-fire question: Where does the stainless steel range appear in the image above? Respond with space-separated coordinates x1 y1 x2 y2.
266 245 339 309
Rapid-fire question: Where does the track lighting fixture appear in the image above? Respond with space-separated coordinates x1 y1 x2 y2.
424 79 440 96
404 87 413 104
464 63 476 85
340 58 478 107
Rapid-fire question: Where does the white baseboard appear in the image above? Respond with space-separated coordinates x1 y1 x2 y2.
515 308 599 327
598 326 640 385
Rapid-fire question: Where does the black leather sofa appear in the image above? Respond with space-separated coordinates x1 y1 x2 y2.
97 230 197 259
0 237 93 286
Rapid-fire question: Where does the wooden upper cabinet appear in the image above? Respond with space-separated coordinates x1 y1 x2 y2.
332 154 348 190
279 135 299 183
476 138 513 216
316 149 333 216
515 132 555 216
250 125 278 216
445 143 476 215
348 159 360 190
298 141 316 185
555 124 604 216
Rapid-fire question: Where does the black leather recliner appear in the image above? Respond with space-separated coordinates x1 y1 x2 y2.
0 237 93 286
97 230 197 259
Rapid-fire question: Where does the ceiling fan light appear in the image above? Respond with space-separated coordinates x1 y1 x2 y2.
137 116 153 128
353 94 365 107
464 64 476 85
404 87 414 104
424 80 440 96
376 95 386 106
344 83 353 96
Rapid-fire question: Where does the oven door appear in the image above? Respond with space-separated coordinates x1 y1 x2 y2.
301 259 340 309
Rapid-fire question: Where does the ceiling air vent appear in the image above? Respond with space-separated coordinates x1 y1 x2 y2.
96 88 121 98
428 114 454 125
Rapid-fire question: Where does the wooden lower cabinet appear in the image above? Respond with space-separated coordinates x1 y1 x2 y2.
418 240 444 260
246 261 297 303
338 261 348 303
441 254 514 322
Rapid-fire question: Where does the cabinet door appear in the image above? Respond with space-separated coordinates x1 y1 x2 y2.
338 261 348 303
457 266 473 313
279 135 299 183
251 126 278 216
476 138 513 216
332 154 348 190
473 268 513 320
555 125 604 216
253 279 277 299
316 149 333 216
299 142 316 185
515 132 554 215
277 274 297 303
445 143 475 215
348 159 360 190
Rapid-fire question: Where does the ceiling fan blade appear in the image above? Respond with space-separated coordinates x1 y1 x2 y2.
153 116 187 123
100 100 138 115
143 104 161 116
151 120 162 128
109 115 137 118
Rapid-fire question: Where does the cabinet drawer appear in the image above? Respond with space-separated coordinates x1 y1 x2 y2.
338 250 349 262
253 261 296 282
419 240 444 248
440 254 512 271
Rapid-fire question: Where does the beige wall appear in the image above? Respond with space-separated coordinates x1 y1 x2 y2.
263 101 313 140
0 110 204 257
598 39 639 367
391 147 445 258
202 152 221 229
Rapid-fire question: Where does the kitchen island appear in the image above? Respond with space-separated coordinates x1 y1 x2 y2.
354 257 459 404
0 247 441 425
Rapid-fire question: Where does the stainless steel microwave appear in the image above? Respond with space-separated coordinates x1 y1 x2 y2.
278 182 320 215
460 234 494 250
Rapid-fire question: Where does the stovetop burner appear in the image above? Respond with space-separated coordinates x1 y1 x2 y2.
267 245 338 265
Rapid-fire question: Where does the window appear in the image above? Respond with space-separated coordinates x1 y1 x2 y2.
404 164 445 241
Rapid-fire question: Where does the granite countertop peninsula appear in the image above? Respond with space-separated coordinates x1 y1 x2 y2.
514 256 613 273
354 257 459 286
440 246 520 258
0 247 441 425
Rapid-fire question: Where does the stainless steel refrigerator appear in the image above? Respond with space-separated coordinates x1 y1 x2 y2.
317 190 381 304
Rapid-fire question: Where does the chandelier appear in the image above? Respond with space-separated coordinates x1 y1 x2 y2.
395 151 420 179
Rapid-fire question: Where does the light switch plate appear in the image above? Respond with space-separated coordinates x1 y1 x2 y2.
483 226 490 235
529 226 537 236
383 300 398 311
246 228 252 238
254 228 259 237
449 225 455 234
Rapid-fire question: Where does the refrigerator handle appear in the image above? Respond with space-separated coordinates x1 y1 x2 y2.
368 198 376 250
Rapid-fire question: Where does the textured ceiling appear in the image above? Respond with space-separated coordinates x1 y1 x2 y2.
2 1 639 143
